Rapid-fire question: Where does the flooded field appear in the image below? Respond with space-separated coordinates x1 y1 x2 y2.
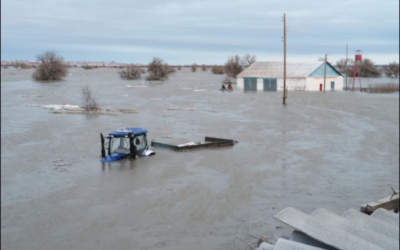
1 67 399 250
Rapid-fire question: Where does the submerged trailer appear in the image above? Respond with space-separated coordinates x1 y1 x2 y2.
151 137 235 151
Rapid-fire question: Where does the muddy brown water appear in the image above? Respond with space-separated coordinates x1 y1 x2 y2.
1 67 399 249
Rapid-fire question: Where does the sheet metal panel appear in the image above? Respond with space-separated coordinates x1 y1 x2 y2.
371 208 400 227
274 207 384 250
342 209 399 240
311 208 399 250
274 238 326 250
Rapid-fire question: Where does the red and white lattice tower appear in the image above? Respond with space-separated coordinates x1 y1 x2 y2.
352 50 362 91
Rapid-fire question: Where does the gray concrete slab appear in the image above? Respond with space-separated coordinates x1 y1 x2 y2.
371 208 400 228
290 231 337 250
311 208 398 250
342 209 399 240
274 207 384 250
274 238 329 250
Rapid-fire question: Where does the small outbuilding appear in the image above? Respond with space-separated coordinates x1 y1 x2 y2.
236 61 343 91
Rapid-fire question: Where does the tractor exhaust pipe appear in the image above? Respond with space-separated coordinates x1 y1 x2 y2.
100 133 106 158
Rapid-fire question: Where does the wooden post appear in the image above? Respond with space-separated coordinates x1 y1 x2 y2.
323 54 327 92
345 44 348 90
283 13 287 104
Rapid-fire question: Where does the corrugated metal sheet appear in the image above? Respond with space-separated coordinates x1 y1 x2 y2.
271 207 399 250
273 207 383 250
237 62 323 78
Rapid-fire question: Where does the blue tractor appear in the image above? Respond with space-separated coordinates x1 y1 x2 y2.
100 127 155 162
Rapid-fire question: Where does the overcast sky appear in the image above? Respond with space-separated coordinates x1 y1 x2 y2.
1 0 399 64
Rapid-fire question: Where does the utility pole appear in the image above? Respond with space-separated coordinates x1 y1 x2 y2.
345 44 348 90
283 13 287 104
323 54 327 92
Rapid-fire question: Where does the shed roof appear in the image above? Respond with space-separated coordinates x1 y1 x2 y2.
237 61 341 78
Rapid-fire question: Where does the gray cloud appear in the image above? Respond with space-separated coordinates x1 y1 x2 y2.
1 0 398 64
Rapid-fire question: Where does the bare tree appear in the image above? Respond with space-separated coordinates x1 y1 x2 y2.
32 51 68 81
339 58 381 77
336 59 348 73
201 64 207 71
119 64 145 80
81 85 99 111
240 54 256 68
358 58 381 77
146 57 176 81
383 62 399 77
211 65 224 74
224 55 243 77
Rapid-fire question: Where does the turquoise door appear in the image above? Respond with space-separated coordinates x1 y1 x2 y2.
331 81 335 90
263 78 277 91
244 78 257 91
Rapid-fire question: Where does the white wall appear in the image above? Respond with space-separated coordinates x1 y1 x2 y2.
237 77 244 90
237 76 344 91
277 78 307 91
306 76 343 91
257 78 264 91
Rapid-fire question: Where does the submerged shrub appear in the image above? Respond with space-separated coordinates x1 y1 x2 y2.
383 62 399 77
201 64 207 71
81 85 99 111
119 64 145 80
211 65 224 74
82 65 93 70
177 65 182 70
146 57 175 81
191 63 198 72
32 51 68 81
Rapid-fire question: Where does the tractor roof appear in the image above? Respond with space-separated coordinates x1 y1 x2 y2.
109 127 148 137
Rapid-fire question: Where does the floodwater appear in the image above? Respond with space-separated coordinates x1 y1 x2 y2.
1 67 399 250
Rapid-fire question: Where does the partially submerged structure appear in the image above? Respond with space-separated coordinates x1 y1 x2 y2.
237 62 343 91
100 127 155 162
259 191 399 250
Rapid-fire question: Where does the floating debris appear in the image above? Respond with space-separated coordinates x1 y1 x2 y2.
160 136 173 138
23 104 42 107
56 163 71 167
115 108 139 113
25 104 137 115
126 85 147 88
151 137 236 151
20 95 44 98
167 107 195 111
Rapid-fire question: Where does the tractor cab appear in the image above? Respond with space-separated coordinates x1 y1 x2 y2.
100 127 155 162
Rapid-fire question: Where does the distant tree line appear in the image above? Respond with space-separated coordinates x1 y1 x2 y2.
336 58 399 78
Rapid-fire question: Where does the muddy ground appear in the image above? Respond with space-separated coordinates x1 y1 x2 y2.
1 67 399 250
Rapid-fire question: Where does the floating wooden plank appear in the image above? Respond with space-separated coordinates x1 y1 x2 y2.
274 207 384 250
360 191 399 215
151 137 235 151
371 208 399 227
311 208 399 250
342 209 399 240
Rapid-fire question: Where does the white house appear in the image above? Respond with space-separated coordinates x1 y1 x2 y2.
236 62 343 91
